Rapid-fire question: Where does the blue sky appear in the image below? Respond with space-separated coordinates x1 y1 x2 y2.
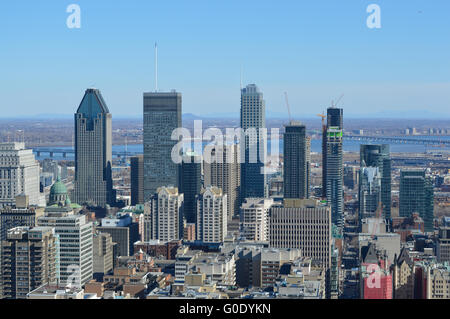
0 0 449 118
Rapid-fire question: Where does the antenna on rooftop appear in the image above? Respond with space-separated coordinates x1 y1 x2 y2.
240 65 243 90
155 42 158 92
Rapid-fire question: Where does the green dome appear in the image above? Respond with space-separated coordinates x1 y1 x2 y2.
50 177 67 196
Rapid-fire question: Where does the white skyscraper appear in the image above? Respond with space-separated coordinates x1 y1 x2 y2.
0 143 41 208
240 198 273 242
38 205 93 288
196 186 228 243
143 186 184 242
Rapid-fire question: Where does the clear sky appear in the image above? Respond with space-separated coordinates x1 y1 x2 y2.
1 0 449 118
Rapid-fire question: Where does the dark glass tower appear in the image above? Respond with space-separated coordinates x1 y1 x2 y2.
180 152 202 223
73 88 115 207
240 84 266 200
283 122 310 199
325 107 343 227
360 144 391 219
143 91 182 201
130 155 144 205
322 120 327 198
399 169 434 232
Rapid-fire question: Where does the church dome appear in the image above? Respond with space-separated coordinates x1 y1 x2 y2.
50 177 67 196
48 176 70 207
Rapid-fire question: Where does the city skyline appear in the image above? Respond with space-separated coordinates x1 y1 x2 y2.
0 0 449 304
1 1 450 118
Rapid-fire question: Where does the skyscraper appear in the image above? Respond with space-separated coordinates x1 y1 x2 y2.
324 107 343 227
143 92 182 201
130 155 144 205
196 186 227 243
283 122 310 199
180 152 202 224
143 186 184 242
269 199 332 268
1 227 58 299
204 144 241 219
0 143 41 208
399 169 434 232
359 167 382 222
240 84 266 200
321 118 327 198
360 144 391 219
73 88 115 207
38 182 93 288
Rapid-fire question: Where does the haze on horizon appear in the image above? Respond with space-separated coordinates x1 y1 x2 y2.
1 1 449 119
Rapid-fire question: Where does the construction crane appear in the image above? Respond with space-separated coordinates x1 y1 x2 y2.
284 92 292 122
316 94 344 127
331 94 344 108
316 112 326 127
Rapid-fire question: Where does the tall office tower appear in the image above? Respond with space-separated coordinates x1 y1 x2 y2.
92 232 114 280
283 122 310 199
0 195 36 297
96 213 139 257
240 84 266 200
143 187 184 242
73 88 115 208
37 203 93 288
269 199 332 268
204 144 241 219
358 167 382 223
240 198 273 242
130 155 144 206
1 227 58 299
196 186 227 243
0 143 41 208
399 169 434 232
306 136 311 196
143 91 182 201
180 152 202 223
321 119 327 198
360 144 391 219
324 107 344 227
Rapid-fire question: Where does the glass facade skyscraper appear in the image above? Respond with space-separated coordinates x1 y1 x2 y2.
143 92 182 201
325 107 343 227
240 84 266 200
180 152 202 224
73 88 115 207
360 144 391 219
359 166 382 223
283 122 310 199
399 169 434 232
